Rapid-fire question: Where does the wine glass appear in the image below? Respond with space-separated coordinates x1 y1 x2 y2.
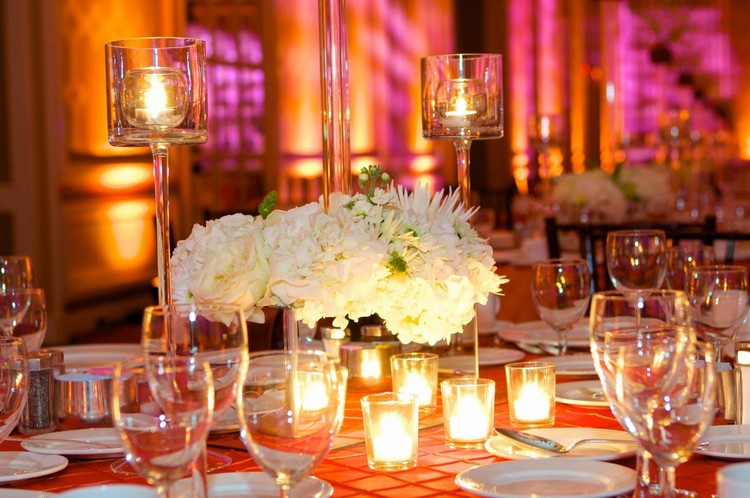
0 288 33 336
0 256 33 291
590 289 693 498
606 229 668 293
10 288 46 352
530 258 591 355
637 341 717 498
685 264 750 360
112 358 214 498
105 38 207 306
236 350 342 498
0 337 29 443
665 245 716 291
421 53 503 363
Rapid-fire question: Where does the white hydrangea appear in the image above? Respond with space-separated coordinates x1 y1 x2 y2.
616 165 671 218
552 170 628 223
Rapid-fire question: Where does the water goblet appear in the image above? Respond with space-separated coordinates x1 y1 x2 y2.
112 358 214 498
10 288 46 352
0 256 33 291
236 350 342 498
685 264 750 360
590 289 693 498
606 229 668 293
0 337 29 443
531 258 591 355
665 245 716 291
638 341 717 498
0 288 33 336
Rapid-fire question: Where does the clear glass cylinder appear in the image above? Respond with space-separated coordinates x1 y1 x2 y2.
361 392 418 471
505 361 556 429
390 352 438 412
440 377 495 448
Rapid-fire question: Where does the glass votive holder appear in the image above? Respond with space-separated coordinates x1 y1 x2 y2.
505 361 556 429
440 378 495 449
391 352 438 413
361 392 419 471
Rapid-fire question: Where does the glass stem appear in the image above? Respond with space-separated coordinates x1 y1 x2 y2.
635 447 654 498
151 143 172 306
190 447 209 498
658 464 677 498
556 327 568 356
280 482 292 498
283 307 299 351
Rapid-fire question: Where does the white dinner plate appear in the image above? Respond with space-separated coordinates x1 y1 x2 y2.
438 348 525 374
0 452 68 483
485 428 635 461
556 380 608 408
3 491 59 498
56 343 142 371
173 471 333 497
546 354 596 376
498 321 590 349
455 459 636 498
21 428 123 458
211 408 240 434
58 484 156 498
479 320 515 336
696 425 750 460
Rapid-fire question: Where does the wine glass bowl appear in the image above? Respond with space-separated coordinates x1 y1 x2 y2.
10 288 46 352
0 337 28 443
531 258 591 355
665 245 716 291
112 359 214 498
0 288 34 337
236 350 342 498
0 255 33 291
606 229 668 292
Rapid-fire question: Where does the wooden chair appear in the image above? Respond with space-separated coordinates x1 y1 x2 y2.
544 216 734 291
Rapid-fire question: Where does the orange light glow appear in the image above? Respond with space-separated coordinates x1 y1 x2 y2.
512 153 530 195
290 159 323 179
410 155 437 174
107 201 151 262
99 165 151 189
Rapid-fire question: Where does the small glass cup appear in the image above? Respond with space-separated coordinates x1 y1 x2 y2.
440 378 495 449
505 361 556 429
391 352 438 413
360 392 418 471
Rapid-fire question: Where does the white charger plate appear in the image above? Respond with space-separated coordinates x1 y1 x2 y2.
556 380 608 408
498 322 590 349
438 348 525 374
58 485 156 498
0 452 68 483
696 425 750 460
547 354 596 376
173 471 333 497
456 459 636 498
21 428 123 458
56 343 142 371
485 428 635 461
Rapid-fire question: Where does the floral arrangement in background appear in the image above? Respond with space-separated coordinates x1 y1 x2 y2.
551 164 671 222
171 166 508 345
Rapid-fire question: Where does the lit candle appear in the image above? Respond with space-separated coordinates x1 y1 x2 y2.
449 394 490 441
399 372 433 407
300 377 329 412
361 357 382 378
122 67 187 129
539 115 551 142
437 78 486 128
371 413 413 463
513 383 552 423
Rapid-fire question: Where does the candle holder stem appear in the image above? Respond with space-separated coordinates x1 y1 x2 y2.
151 142 173 306
452 139 480 379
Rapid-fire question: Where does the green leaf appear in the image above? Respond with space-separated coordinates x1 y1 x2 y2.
387 252 408 275
259 190 278 219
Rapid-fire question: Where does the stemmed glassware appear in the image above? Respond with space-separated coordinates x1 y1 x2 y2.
9 288 46 352
0 256 33 291
112 358 214 498
0 337 29 443
665 245 716 291
421 53 503 369
528 113 564 205
685 264 750 360
606 229 668 293
590 289 694 498
0 288 34 337
105 38 207 306
236 350 343 498
530 258 591 355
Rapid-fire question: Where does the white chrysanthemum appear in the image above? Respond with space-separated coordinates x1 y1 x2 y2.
170 213 270 323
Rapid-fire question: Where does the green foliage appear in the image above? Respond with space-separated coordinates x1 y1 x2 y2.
259 190 278 219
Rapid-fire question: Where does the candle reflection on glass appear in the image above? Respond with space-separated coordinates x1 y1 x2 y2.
122 67 188 129
391 353 438 412
440 378 495 449
506 361 556 429
361 392 418 471
436 78 487 129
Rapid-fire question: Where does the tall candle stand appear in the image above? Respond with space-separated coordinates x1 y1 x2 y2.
421 54 503 377
105 37 208 306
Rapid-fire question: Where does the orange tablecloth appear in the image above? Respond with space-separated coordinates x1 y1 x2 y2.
0 350 729 497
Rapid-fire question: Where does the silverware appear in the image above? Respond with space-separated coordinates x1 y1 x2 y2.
495 428 634 454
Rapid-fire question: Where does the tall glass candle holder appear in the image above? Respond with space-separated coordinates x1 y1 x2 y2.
105 37 208 306
422 54 503 372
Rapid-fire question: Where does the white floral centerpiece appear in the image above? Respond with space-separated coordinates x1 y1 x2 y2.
551 169 628 223
615 164 671 219
171 166 508 346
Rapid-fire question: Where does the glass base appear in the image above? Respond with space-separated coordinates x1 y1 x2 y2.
366 458 416 472
444 438 487 450
110 450 232 476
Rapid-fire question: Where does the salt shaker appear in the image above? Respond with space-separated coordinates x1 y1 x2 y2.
19 351 57 434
